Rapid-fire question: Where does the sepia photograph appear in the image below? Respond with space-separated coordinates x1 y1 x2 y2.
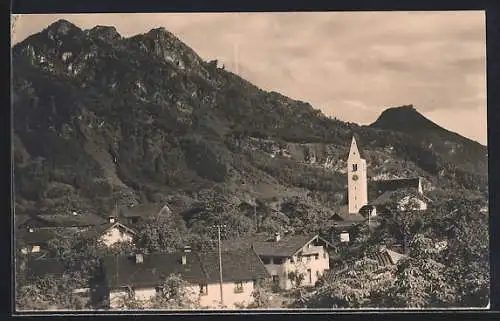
11 11 488 312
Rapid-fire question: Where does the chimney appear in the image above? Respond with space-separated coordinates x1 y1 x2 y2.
274 232 281 242
182 246 191 265
109 216 116 224
135 253 144 264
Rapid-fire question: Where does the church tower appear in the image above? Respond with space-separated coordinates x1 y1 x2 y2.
347 136 368 214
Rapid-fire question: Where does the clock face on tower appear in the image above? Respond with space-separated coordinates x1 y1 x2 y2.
352 174 359 181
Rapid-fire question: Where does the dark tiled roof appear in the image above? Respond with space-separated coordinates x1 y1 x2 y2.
24 257 67 281
119 204 169 219
101 249 269 289
371 190 425 207
17 229 58 245
322 270 337 283
367 249 406 268
31 213 107 228
84 222 137 240
332 205 349 216
372 178 421 194
101 252 206 289
199 248 269 283
222 233 320 258
371 191 399 206
15 214 34 228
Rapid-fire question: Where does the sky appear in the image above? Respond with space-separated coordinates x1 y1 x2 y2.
11 12 487 145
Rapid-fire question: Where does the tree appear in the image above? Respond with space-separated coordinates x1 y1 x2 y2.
135 217 185 254
247 286 271 308
384 257 456 308
46 229 103 278
293 256 395 308
149 274 200 309
384 191 425 254
16 272 89 311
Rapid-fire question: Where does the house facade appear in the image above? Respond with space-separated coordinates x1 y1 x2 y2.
102 248 269 309
224 233 332 291
94 221 136 247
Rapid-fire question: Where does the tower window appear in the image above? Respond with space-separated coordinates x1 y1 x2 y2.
352 164 358 172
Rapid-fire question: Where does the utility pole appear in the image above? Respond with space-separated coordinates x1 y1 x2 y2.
212 224 226 307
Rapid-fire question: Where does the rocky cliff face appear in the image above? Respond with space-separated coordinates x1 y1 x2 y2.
12 20 488 217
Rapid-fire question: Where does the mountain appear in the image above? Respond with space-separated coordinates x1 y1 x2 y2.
370 105 487 174
11 20 488 219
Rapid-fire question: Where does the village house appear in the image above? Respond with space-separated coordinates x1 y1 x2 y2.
17 228 57 254
17 212 108 231
370 177 430 214
87 220 137 248
20 258 92 310
118 203 173 225
223 233 333 291
100 247 269 309
321 246 407 284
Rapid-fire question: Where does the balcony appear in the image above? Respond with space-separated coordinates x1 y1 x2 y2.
301 246 323 255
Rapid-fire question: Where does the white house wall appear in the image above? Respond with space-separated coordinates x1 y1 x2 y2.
108 281 255 309
398 196 427 211
197 281 255 308
99 227 134 247
263 243 330 290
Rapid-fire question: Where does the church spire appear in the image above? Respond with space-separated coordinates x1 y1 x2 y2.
348 136 360 160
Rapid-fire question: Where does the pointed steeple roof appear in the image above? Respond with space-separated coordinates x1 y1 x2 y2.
348 136 361 160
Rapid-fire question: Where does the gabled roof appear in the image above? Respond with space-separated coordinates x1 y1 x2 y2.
17 228 58 245
198 248 269 283
119 204 170 219
367 248 407 268
222 233 332 258
101 249 269 289
101 252 206 289
371 189 426 207
86 222 137 240
372 177 421 195
24 257 67 281
322 270 337 284
15 214 34 229
24 213 107 228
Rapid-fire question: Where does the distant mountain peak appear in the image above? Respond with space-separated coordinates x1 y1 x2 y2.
370 104 435 131
44 19 81 36
87 25 121 42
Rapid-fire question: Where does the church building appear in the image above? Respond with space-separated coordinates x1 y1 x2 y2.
330 136 429 241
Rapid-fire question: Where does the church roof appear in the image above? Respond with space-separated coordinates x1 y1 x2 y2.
371 189 425 207
372 177 421 195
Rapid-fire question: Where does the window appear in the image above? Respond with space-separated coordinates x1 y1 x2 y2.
32 245 41 253
314 254 319 260
199 284 208 296
234 281 244 293
307 256 311 262
323 252 327 259
261 257 271 265
352 164 358 172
